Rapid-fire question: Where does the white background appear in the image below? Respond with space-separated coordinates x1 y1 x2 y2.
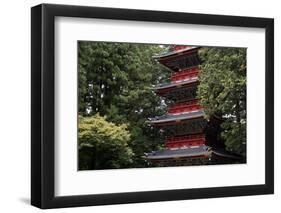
0 0 279 212
55 17 265 196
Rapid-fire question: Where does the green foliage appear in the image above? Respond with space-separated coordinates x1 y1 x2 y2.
78 42 169 169
221 121 246 156
78 42 169 116
198 47 246 156
78 114 133 170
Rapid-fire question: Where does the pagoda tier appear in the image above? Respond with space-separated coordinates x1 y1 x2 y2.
153 47 201 71
160 118 207 137
168 99 202 114
165 134 206 149
171 67 200 82
156 84 198 102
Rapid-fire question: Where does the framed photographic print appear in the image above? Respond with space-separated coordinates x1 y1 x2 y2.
31 3 274 209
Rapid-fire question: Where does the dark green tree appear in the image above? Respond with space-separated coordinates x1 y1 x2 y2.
78 42 169 169
78 114 133 170
197 47 246 157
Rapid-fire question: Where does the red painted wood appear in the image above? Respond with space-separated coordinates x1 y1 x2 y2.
165 134 206 148
171 67 200 82
170 45 191 51
168 100 202 114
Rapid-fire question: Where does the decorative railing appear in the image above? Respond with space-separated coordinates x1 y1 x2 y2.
168 100 202 114
165 134 206 148
171 67 200 82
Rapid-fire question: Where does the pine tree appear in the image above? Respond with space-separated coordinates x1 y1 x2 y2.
197 47 246 157
78 42 170 168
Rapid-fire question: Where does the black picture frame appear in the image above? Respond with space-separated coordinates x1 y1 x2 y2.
31 3 274 209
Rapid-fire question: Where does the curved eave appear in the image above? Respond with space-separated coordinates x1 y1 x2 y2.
213 149 242 160
155 77 198 91
153 46 200 60
149 110 205 124
145 146 211 160
146 153 210 160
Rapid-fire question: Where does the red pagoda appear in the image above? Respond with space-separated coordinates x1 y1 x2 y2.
146 45 240 166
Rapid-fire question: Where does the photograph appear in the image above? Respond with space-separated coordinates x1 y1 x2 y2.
78 42 246 170
29 2 274 209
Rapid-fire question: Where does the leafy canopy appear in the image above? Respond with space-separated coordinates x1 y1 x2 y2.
198 47 246 156
78 114 133 170
78 42 169 169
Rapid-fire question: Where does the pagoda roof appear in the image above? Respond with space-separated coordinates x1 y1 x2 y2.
145 145 211 160
145 146 242 161
153 46 200 60
155 77 198 91
149 109 204 124
212 148 242 160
